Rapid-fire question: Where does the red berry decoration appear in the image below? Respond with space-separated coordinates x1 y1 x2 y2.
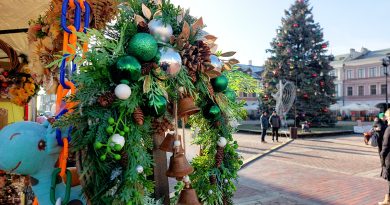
303 93 309 99
1 82 7 88
311 73 317 78
264 95 269 101
277 42 283 47
293 23 299 28
320 81 325 87
321 43 327 48
2 72 8 77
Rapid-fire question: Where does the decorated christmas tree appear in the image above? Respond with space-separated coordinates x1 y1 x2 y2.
262 0 336 127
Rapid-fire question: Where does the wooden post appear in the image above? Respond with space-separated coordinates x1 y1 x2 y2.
153 133 170 205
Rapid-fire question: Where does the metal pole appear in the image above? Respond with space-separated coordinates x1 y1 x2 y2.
386 65 388 111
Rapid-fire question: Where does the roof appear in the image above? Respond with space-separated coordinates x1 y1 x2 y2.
331 48 390 66
236 64 264 79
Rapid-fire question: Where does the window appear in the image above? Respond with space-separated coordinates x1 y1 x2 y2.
347 87 353 96
358 86 364 96
357 68 364 78
329 71 335 77
370 85 377 95
346 70 353 79
382 84 387 95
243 93 248 97
369 67 377 77
335 84 339 97
252 93 257 97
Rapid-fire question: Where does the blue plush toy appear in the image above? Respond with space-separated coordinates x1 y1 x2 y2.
0 121 84 205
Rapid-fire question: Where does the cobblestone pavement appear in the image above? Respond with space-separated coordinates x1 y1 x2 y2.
233 134 387 205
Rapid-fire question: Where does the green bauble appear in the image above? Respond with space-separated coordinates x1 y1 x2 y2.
148 95 167 117
211 75 228 92
224 89 236 102
209 105 221 119
113 56 141 83
128 33 158 61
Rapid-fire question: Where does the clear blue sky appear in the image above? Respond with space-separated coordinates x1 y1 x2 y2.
170 0 390 66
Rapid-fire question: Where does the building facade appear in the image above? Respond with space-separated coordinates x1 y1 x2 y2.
330 47 390 113
236 61 264 119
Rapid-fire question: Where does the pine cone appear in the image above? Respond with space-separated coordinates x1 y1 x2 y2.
141 62 158 75
120 151 129 167
137 21 150 33
152 118 173 136
215 146 224 168
133 107 144 125
209 175 217 185
223 195 232 205
98 92 115 107
180 40 211 82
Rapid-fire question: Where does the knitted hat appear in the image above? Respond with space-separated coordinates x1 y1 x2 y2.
379 113 385 119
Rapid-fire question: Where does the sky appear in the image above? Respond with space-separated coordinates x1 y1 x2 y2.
170 0 390 66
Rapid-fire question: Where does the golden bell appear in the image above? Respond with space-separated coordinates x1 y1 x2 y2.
159 133 176 152
177 187 201 205
166 152 194 178
178 97 200 118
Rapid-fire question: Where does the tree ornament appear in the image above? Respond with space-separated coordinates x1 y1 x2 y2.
158 47 182 77
320 81 325 87
114 84 132 100
183 175 190 183
217 137 227 147
263 95 269 101
277 42 283 47
211 75 228 92
311 73 317 78
109 134 125 151
136 165 144 173
208 190 213 195
215 145 224 168
303 93 309 99
208 105 221 119
147 95 167 117
223 89 236 102
133 107 144 125
114 56 141 83
293 23 299 28
224 179 229 184
128 33 158 61
148 19 173 43
98 92 116 107
210 55 223 72
321 43 327 48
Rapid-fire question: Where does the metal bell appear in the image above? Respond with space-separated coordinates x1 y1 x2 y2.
178 96 200 118
159 132 175 152
177 187 201 205
166 152 194 179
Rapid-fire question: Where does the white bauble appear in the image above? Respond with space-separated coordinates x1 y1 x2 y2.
136 165 144 173
114 84 132 100
148 19 173 43
208 190 213 195
224 179 229 184
173 140 181 147
109 134 125 149
217 137 227 147
183 175 190 183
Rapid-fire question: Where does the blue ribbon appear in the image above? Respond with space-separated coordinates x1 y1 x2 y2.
59 54 71 89
83 2 91 33
55 109 71 146
61 0 82 33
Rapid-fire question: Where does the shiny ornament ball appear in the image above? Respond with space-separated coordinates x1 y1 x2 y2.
114 56 141 83
208 105 221 119
224 179 229 184
136 165 144 173
223 89 236 102
128 33 158 61
293 23 299 28
217 137 227 147
148 19 173 43
183 175 190 183
114 84 132 100
211 75 228 92
322 43 327 48
208 190 213 195
210 55 223 72
158 47 182 77
173 140 181 147
109 134 125 151
147 95 167 117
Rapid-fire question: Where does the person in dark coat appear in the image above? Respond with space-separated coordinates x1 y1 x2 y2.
260 111 269 143
375 113 387 154
269 111 281 142
379 110 390 205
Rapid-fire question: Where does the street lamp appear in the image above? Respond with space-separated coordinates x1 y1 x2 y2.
382 56 390 111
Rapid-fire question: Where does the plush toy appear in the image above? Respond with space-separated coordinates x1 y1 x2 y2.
0 121 84 205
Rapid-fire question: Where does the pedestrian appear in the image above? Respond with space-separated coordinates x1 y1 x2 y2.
375 113 387 153
260 111 269 143
269 111 281 142
379 109 390 205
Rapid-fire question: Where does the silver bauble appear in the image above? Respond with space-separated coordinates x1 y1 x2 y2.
158 47 182 77
148 19 173 43
210 55 223 72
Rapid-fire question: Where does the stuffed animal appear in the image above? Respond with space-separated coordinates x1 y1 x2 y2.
0 121 84 205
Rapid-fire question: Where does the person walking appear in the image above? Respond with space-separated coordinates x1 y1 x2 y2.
375 113 387 153
260 111 269 143
379 110 390 205
269 111 281 142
